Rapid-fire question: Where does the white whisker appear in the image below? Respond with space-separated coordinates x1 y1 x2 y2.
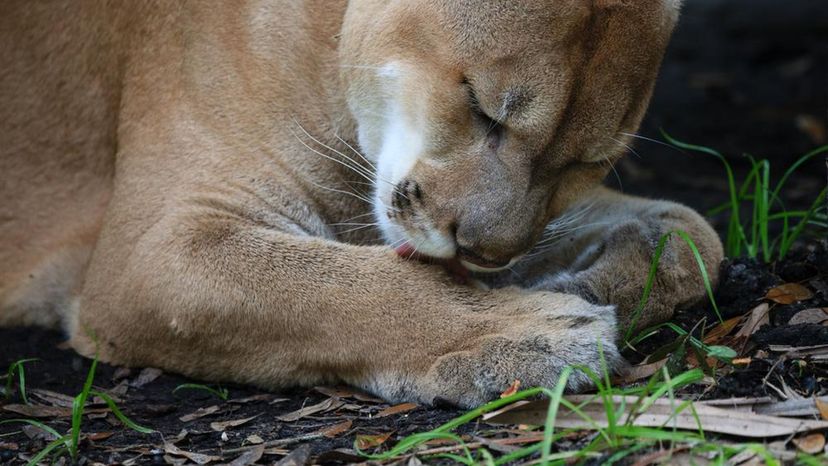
618 132 682 152
292 119 376 183
334 134 377 172
609 136 641 159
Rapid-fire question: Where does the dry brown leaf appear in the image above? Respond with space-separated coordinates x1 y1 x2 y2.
87 432 115 441
245 434 264 445
315 449 364 464
131 367 163 388
316 420 352 438
227 394 275 404
499 380 521 398
355 432 393 450
789 308 828 325
817 399 828 421
766 283 814 304
768 344 828 360
163 442 220 465
275 398 343 422
735 303 770 339
314 386 356 398
22 425 57 441
274 444 311 466
112 367 132 382
796 114 827 144
792 433 826 454
484 395 828 438
209 415 259 432
376 402 418 418
28 389 75 408
3 404 72 418
617 359 667 384
179 405 221 423
313 386 384 403
227 444 264 466
704 316 743 344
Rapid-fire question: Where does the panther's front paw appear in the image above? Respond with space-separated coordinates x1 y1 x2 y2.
420 293 621 408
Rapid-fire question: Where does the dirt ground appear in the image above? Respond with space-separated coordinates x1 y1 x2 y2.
2 0 827 464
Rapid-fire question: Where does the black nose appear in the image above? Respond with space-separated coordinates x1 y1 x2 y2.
456 246 512 269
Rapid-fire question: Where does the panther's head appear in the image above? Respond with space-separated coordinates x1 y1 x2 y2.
340 0 679 272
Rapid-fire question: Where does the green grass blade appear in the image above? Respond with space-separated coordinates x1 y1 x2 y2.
541 367 574 463
26 435 71 466
5 359 38 403
359 387 551 460
70 357 98 459
625 230 721 343
0 419 63 442
661 131 749 257
673 231 722 322
90 390 154 434
173 383 229 400
771 145 828 204
779 185 828 259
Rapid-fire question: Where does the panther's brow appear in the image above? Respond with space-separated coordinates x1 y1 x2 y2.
501 88 533 119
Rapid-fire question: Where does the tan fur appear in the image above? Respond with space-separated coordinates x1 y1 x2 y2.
0 0 721 407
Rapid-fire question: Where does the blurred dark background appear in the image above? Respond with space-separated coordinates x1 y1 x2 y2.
619 0 827 233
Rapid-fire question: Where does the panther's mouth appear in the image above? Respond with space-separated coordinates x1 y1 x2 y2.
394 241 511 284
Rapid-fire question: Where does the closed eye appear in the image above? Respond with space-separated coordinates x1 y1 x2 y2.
461 78 502 133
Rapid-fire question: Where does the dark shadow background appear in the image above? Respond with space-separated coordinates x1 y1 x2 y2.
619 0 827 234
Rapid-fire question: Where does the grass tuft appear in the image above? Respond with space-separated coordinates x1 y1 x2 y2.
3 355 153 465
662 132 827 262
3 358 39 404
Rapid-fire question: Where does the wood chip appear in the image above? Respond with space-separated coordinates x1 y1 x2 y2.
376 402 418 418
275 398 343 422
179 405 221 423
766 283 814 304
210 415 259 432
792 433 826 454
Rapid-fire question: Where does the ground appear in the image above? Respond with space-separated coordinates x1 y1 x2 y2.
2 0 827 464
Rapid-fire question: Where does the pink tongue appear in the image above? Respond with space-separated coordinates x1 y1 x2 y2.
394 242 470 284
